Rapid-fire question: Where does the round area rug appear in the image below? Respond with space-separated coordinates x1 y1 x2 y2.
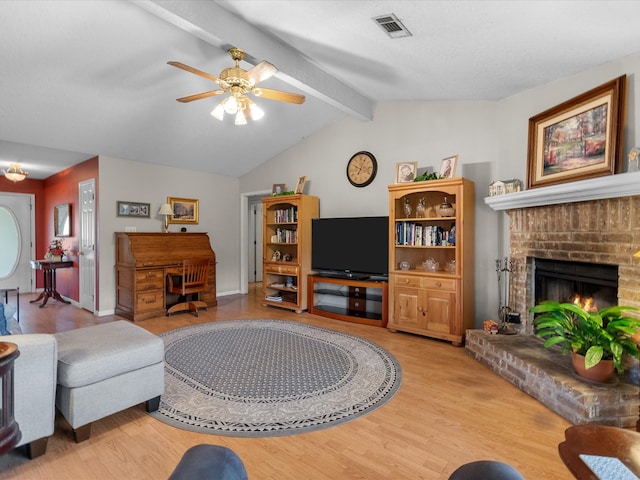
151 319 402 437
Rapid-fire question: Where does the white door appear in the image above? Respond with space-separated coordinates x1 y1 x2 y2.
78 179 96 312
248 201 263 282
0 193 33 292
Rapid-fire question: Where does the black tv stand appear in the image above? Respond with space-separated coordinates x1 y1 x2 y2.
307 274 388 327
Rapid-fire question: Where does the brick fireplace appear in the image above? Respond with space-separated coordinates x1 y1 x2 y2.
507 194 640 333
466 174 640 428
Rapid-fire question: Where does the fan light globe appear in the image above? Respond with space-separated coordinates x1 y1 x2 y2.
210 103 225 121
249 102 265 121
235 110 247 126
224 96 238 114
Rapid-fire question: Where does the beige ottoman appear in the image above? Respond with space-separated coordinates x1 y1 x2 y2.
55 321 164 442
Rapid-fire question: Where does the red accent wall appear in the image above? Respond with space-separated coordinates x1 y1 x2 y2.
1 157 98 301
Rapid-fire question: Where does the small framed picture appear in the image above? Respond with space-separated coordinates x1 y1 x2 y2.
295 176 306 194
116 201 151 218
439 155 458 179
395 162 417 183
272 183 286 195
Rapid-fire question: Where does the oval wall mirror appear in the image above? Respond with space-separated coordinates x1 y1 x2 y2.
0 206 21 279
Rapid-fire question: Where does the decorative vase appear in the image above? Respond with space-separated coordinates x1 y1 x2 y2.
416 198 426 218
403 198 412 218
439 197 455 217
571 351 614 383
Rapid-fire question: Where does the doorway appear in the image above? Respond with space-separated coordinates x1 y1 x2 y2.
240 190 270 294
0 193 34 292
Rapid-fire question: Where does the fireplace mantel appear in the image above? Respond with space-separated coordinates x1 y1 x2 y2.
484 171 640 211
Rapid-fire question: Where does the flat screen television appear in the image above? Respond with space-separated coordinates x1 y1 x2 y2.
311 216 389 279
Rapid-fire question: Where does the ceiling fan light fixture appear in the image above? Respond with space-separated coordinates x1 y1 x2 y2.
235 109 247 126
2 163 28 182
248 99 264 121
224 95 239 115
211 102 225 121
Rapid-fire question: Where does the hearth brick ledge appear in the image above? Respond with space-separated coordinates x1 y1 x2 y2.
465 330 639 428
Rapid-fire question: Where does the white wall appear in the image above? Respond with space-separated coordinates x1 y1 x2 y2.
97 156 240 314
240 101 501 324
240 51 640 326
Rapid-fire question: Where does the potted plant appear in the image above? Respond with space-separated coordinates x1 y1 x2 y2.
530 301 640 382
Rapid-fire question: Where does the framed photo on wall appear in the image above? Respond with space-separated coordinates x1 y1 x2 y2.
167 197 199 224
116 201 150 218
395 162 417 183
527 75 625 189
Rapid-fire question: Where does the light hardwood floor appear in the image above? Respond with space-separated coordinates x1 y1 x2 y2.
2 285 574 479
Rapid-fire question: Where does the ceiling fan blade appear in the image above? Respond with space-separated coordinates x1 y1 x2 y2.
176 90 225 103
253 88 305 104
246 61 277 85
167 61 219 82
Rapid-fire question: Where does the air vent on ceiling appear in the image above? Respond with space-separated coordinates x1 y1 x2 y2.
372 13 412 39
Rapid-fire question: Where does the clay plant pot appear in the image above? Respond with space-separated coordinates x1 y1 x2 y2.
571 351 614 383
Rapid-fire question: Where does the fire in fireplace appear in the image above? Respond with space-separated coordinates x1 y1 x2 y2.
534 258 618 311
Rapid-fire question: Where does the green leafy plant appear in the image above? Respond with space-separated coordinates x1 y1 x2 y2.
530 301 640 372
413 172 442 182
271 191 295 197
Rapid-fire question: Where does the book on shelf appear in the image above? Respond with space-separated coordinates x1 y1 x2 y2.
395 222 454 246
273 206 298 223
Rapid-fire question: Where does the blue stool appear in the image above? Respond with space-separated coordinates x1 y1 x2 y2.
448 460 525 480
168 445 248 480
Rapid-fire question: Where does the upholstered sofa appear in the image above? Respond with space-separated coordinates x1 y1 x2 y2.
0 332 57 458
0 302 57 458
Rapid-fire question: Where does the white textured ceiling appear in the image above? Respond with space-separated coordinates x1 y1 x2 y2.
1 0 640 180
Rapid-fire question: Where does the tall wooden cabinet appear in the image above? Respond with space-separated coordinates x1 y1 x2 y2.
262 194 319 313
388 178 474 345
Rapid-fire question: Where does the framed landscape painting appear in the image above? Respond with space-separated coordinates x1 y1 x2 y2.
167 197 199 224
526 75 625 189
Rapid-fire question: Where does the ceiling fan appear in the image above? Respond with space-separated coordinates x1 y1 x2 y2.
168 48 305 124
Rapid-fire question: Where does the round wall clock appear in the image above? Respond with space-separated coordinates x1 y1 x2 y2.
346 151 377 187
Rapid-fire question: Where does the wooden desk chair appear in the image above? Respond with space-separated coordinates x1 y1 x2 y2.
558 425 640 479
167 258 210 317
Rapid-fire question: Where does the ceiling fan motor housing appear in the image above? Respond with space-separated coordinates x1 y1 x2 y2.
219 66 252 91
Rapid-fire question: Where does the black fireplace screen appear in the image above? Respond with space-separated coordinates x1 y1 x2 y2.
534 258 618 311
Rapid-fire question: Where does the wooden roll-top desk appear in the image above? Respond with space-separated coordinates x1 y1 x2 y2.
115 232 217 321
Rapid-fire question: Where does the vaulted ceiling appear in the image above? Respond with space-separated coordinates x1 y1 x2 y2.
2 1 640 179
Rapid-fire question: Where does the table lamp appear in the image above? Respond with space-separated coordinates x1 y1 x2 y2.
158 204 173 233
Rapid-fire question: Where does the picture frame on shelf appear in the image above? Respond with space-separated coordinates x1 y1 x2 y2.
167 197 199 224
116 201 150 219
439 155 458 179
395 162 417 183
527 75 625 189
272 183 286 195
54 204 71 237
294 176 306 194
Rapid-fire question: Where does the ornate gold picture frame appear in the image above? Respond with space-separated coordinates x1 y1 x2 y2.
527 75 626 189
167 197 199 224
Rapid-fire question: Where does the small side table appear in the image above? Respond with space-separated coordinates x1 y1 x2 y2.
29 260 73 308
0 288 19 322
